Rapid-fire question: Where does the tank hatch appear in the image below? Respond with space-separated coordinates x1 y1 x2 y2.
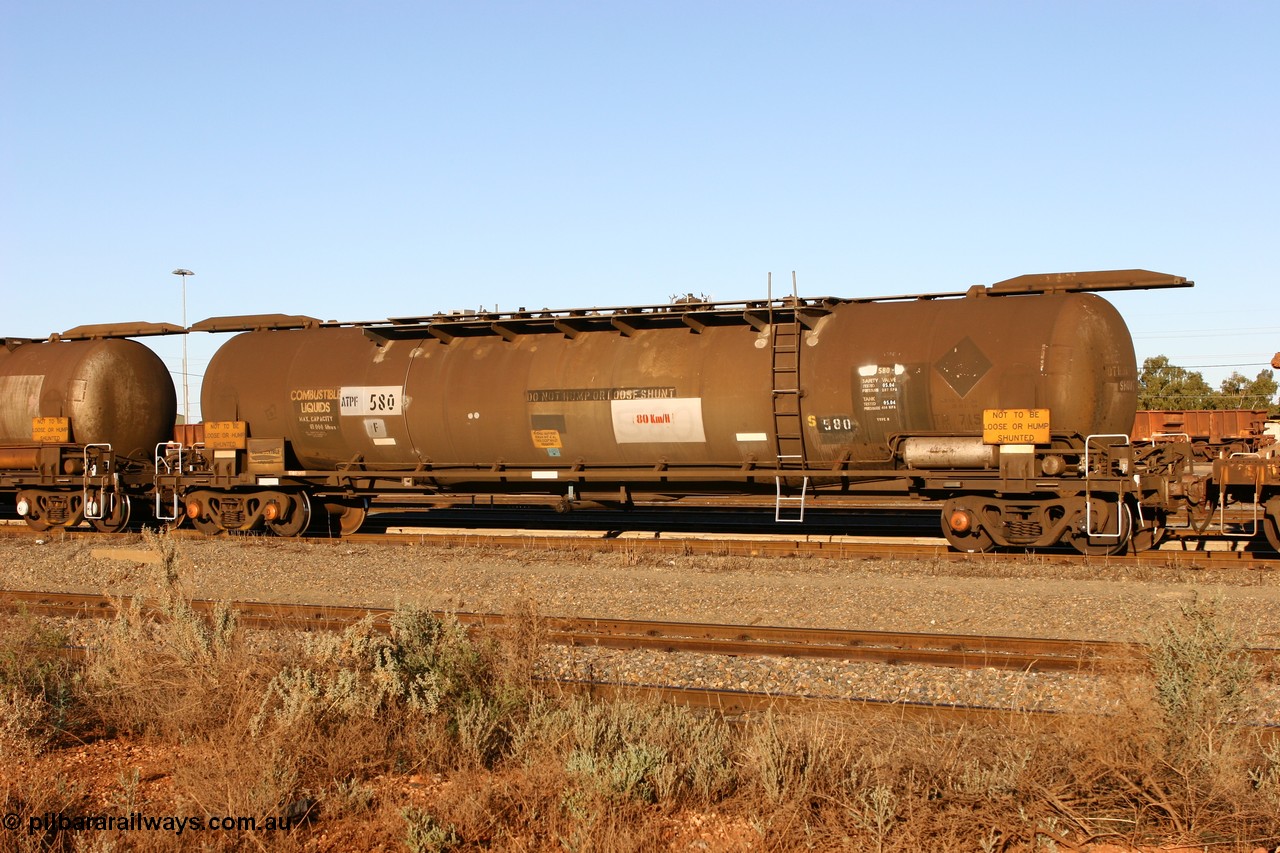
357 298 835 343
989 269 1193 295
191 314 323 333
58 321 187 340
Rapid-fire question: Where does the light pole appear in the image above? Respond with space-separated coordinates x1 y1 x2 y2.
172 269 194 424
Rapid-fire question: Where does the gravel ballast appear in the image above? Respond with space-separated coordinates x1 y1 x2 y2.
3 531 1278 719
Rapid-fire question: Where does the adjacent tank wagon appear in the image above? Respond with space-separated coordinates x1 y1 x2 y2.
0 325 178 530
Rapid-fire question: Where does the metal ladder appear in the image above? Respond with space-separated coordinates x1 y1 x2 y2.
769 272 808 522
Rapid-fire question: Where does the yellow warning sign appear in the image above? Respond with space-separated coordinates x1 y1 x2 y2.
32 417 70 443
531 429 563 449
204 421 248 450
983 409 1050 445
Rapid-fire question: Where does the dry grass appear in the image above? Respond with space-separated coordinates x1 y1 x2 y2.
1 532 1278 851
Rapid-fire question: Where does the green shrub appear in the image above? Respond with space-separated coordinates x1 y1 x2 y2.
1147 597 1259 771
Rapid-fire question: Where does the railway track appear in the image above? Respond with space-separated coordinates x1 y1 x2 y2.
357 527 1278 567
4 588 1278 734
0 589 1076 725
4 589 1277 676
1 518 1275 568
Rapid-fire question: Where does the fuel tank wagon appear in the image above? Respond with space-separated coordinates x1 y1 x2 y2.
0 334 176 531
177 269 1190 550
201 289 1135 475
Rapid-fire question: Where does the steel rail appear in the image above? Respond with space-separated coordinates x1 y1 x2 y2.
7 589 1277 741
3 589 1277 674
546 680 1062 724
0 521 1273 567
21 644 1067 726
352 527 1278 566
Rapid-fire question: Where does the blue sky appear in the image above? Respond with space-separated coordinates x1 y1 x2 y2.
3 1 1276 420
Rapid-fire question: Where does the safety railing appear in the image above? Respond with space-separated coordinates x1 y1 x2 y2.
82 443 115 521
1083 434 1130 539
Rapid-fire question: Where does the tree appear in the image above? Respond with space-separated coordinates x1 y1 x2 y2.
1219 369 1278 410
1138 356 1279 411
1137 356 1217 409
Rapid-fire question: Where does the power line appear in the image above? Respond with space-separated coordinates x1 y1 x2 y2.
1133 327 1280 338
1178 362 1270 369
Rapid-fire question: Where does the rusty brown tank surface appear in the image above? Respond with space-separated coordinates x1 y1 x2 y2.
0 338 176 460
200 287 1137 477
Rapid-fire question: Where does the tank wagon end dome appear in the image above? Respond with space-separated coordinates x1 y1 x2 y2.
0 337 175 458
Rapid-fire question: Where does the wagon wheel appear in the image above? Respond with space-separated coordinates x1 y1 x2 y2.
19 494 51 532
22 494 77 532
158 514 188 533
323 499 368 536
1263 500 1280 554
1067 502 1132 557
24 514 52 533
89 495 133 533
146 493 189 532
267 492 312 538
1263 517 1280 554
940 502 995 553
940 519 995 553
1129 508 1167 552
1130 518 1167 552
189 512 224 536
